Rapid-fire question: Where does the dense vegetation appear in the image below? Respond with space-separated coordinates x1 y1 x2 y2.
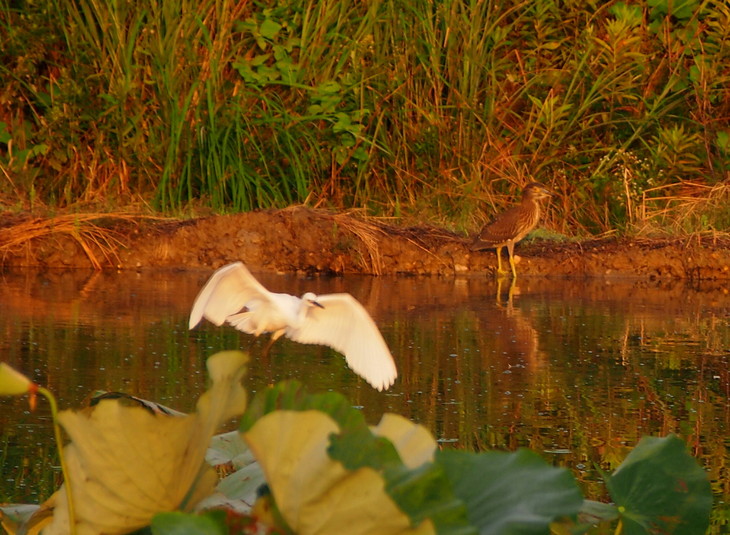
1 0 729 234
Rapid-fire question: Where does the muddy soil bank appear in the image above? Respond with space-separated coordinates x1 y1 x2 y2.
1 207 729 282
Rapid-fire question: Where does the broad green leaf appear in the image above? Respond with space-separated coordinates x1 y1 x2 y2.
438 449 583 535
353 146 369 162
317 81 341 95
37 351 248 535
259 19 282 40
0 121 11 144
152 510 227 535
244 409 434 535
251 53 271 66
551 500 619 534
240 380 365 433
605 434 712 535
383 461 473 535
578 499 619 525
715 131 730 153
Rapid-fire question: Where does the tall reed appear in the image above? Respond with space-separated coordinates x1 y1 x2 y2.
1 0 728 233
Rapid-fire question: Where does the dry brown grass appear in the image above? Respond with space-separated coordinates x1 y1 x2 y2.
330 211 388 275
0 213 167 269
635 181 730 240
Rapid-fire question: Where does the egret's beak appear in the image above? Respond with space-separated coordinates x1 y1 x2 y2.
312 300 325 309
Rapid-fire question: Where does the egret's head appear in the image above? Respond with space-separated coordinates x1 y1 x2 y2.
301 292 324 309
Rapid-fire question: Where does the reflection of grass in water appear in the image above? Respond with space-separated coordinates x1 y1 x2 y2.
0 431 59 504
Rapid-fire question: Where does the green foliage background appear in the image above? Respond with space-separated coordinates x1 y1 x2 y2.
1 0 729 233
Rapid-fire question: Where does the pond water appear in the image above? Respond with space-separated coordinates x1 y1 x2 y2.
1 268 728 528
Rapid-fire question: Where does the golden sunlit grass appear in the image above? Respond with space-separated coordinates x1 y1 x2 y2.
634 181 730 240
3 1 729 237
0 213 166 269
330 211 387 275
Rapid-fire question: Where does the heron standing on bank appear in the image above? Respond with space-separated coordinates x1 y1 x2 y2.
188 262 398 391
472 182 553 278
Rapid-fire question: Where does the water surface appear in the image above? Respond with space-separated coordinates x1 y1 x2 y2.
1 268 728 527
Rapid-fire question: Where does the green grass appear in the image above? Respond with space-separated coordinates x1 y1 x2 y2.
1 0 729 234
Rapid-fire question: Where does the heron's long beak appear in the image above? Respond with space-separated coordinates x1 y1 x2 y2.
311 300 325 309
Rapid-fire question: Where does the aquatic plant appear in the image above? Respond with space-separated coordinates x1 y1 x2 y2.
0 352 713 534
0 363 77 535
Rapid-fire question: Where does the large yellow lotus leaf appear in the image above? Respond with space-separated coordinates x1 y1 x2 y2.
370 413 437 469
41 351 248 535
244 410 435 535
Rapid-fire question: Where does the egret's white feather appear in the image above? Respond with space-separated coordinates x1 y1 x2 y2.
188 262 398 391
286 293 397 393
188 262 270 328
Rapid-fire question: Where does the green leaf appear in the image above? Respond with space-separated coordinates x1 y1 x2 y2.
251 53 271 66
438 448 583 535
30 143 49 157
318 81 341 95
578 499 619 525
715 131 730 153
260 19 282 40
240 380 365 433
151 510 228 535
384 462 473 535
353 146 369 162
0 122 12 144
605 434 712 535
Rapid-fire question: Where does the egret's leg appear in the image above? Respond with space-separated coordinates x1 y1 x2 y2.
256 328 285 355
259 334 283 386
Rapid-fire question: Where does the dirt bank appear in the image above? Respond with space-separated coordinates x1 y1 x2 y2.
1 207 729 281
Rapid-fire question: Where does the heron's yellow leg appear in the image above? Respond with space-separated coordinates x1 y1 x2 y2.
495 275 517 305
495 246 509 276
509 254 518 278
506 242 518 278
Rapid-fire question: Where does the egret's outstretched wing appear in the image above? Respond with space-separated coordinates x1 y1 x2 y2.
286 293 397 391
188 262 271 329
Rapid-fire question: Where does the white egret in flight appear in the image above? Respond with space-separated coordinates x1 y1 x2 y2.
188 262 397 391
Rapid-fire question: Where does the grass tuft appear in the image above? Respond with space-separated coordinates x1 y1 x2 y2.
1 1 729 235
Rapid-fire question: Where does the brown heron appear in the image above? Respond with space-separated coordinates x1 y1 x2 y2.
472 182 553 278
